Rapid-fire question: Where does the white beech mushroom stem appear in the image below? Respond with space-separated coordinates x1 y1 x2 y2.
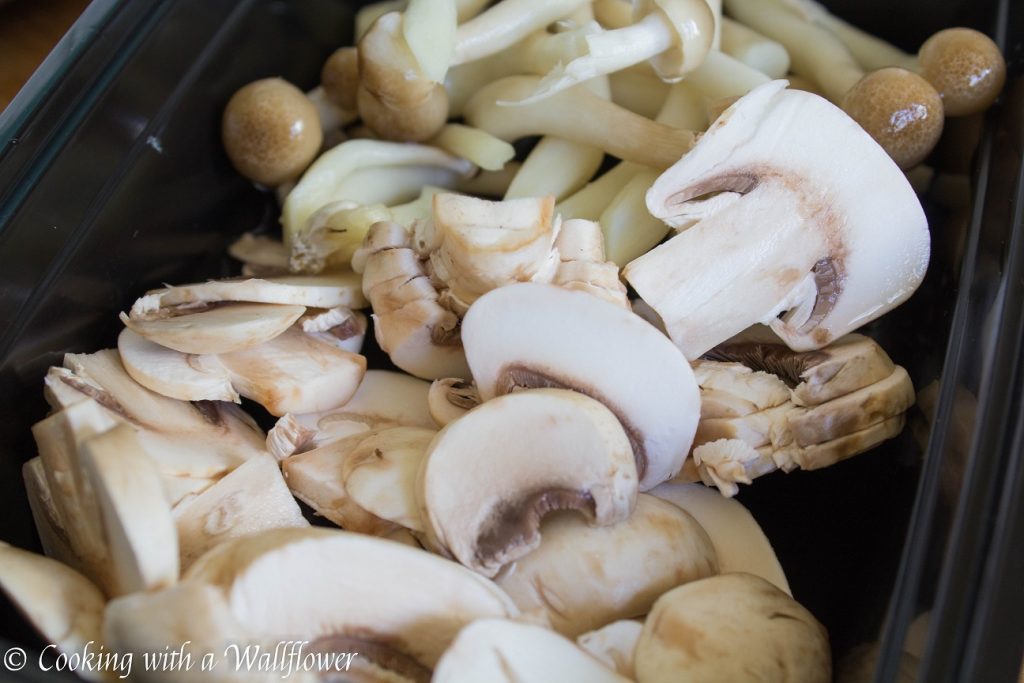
609 68 670 117
683 49 771 100
453 0 592 65
776 0 918 72
402 0 457 83
720 17 790 78
428 124 516 171
466 76 696 168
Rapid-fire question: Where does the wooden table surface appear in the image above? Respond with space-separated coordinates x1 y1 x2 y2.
0 0 92 112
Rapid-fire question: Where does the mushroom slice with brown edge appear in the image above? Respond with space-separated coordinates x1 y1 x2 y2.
282 431 400 536
0 542 106 675
514 0 715 104
216 326 367 417
433 618 631 683
22 457 78 567
577 620 644 679
357 220 470 380
625 80 929 359
495 494 717 637
118 302 305 355
417 388 637 578
343 427 436 533
78 424 180 596
174 453 308 572
104 529 518 681
461 283 700 490
267 369 434 459
427 378 480 427
650 481 790 594
466 76 696 168
636 573 831 682
129 273 366 318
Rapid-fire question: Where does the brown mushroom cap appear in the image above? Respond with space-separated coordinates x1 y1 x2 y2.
842 67 944 170
221 78 322 186
321 46 360 111
919 27 1006 117
357 82 450 142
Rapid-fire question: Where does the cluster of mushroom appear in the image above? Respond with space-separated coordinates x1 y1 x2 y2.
3 0 1012 680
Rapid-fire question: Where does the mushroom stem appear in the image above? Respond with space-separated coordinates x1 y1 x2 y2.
723 0 862 102
512 0 715 105
683 50 771 100
720 16 790 78
466 76 696 168
402 0 457 83
452 0 592 65
429 124 516 171
776 0 918 72
609 68 670 117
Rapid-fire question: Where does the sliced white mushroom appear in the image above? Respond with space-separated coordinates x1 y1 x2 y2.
343 427 436 533
117 328 238 403
267 370 434 459
433 618 631 682
495 495 717 636
118 302 304 355
462 283 700 490
635 573 831 682
22 457 78 568
129 273 366 318
693 360 791 419
216 327 366 416
0 542 106 668
418 388 637 578
173 453 308 571
106 529 518 679
624 80 929 358
649 482 790 594
47 350 265 479
413 193 561 314
227 232 290 277
428 378 480 427
77 424 179 596
577 620 643 679
282 432 398 535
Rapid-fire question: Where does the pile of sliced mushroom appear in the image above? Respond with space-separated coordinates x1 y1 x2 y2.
4 1 1007 681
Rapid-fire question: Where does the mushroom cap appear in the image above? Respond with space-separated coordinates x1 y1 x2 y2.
462 283 701 489
635 0 715 80
321 46 359 111
635 573 831 683
495 495 718 637
417 388 638 578
357 81 451 142
221 77 322 186
577 620 644 679
919 27 1006 117
841 67 944 169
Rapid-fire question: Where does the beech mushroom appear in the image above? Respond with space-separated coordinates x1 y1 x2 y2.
495 495 718 636
465 76 696 167
720 16 790 78
417 388 638 577
635 573 831 682
461 283 701 490
725 0 944 168
783 0 1006 117
515 0 715 103
104 529 518 680
624 81 930 358
650 482 790 594
221 78 322 186
433 618 631 682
